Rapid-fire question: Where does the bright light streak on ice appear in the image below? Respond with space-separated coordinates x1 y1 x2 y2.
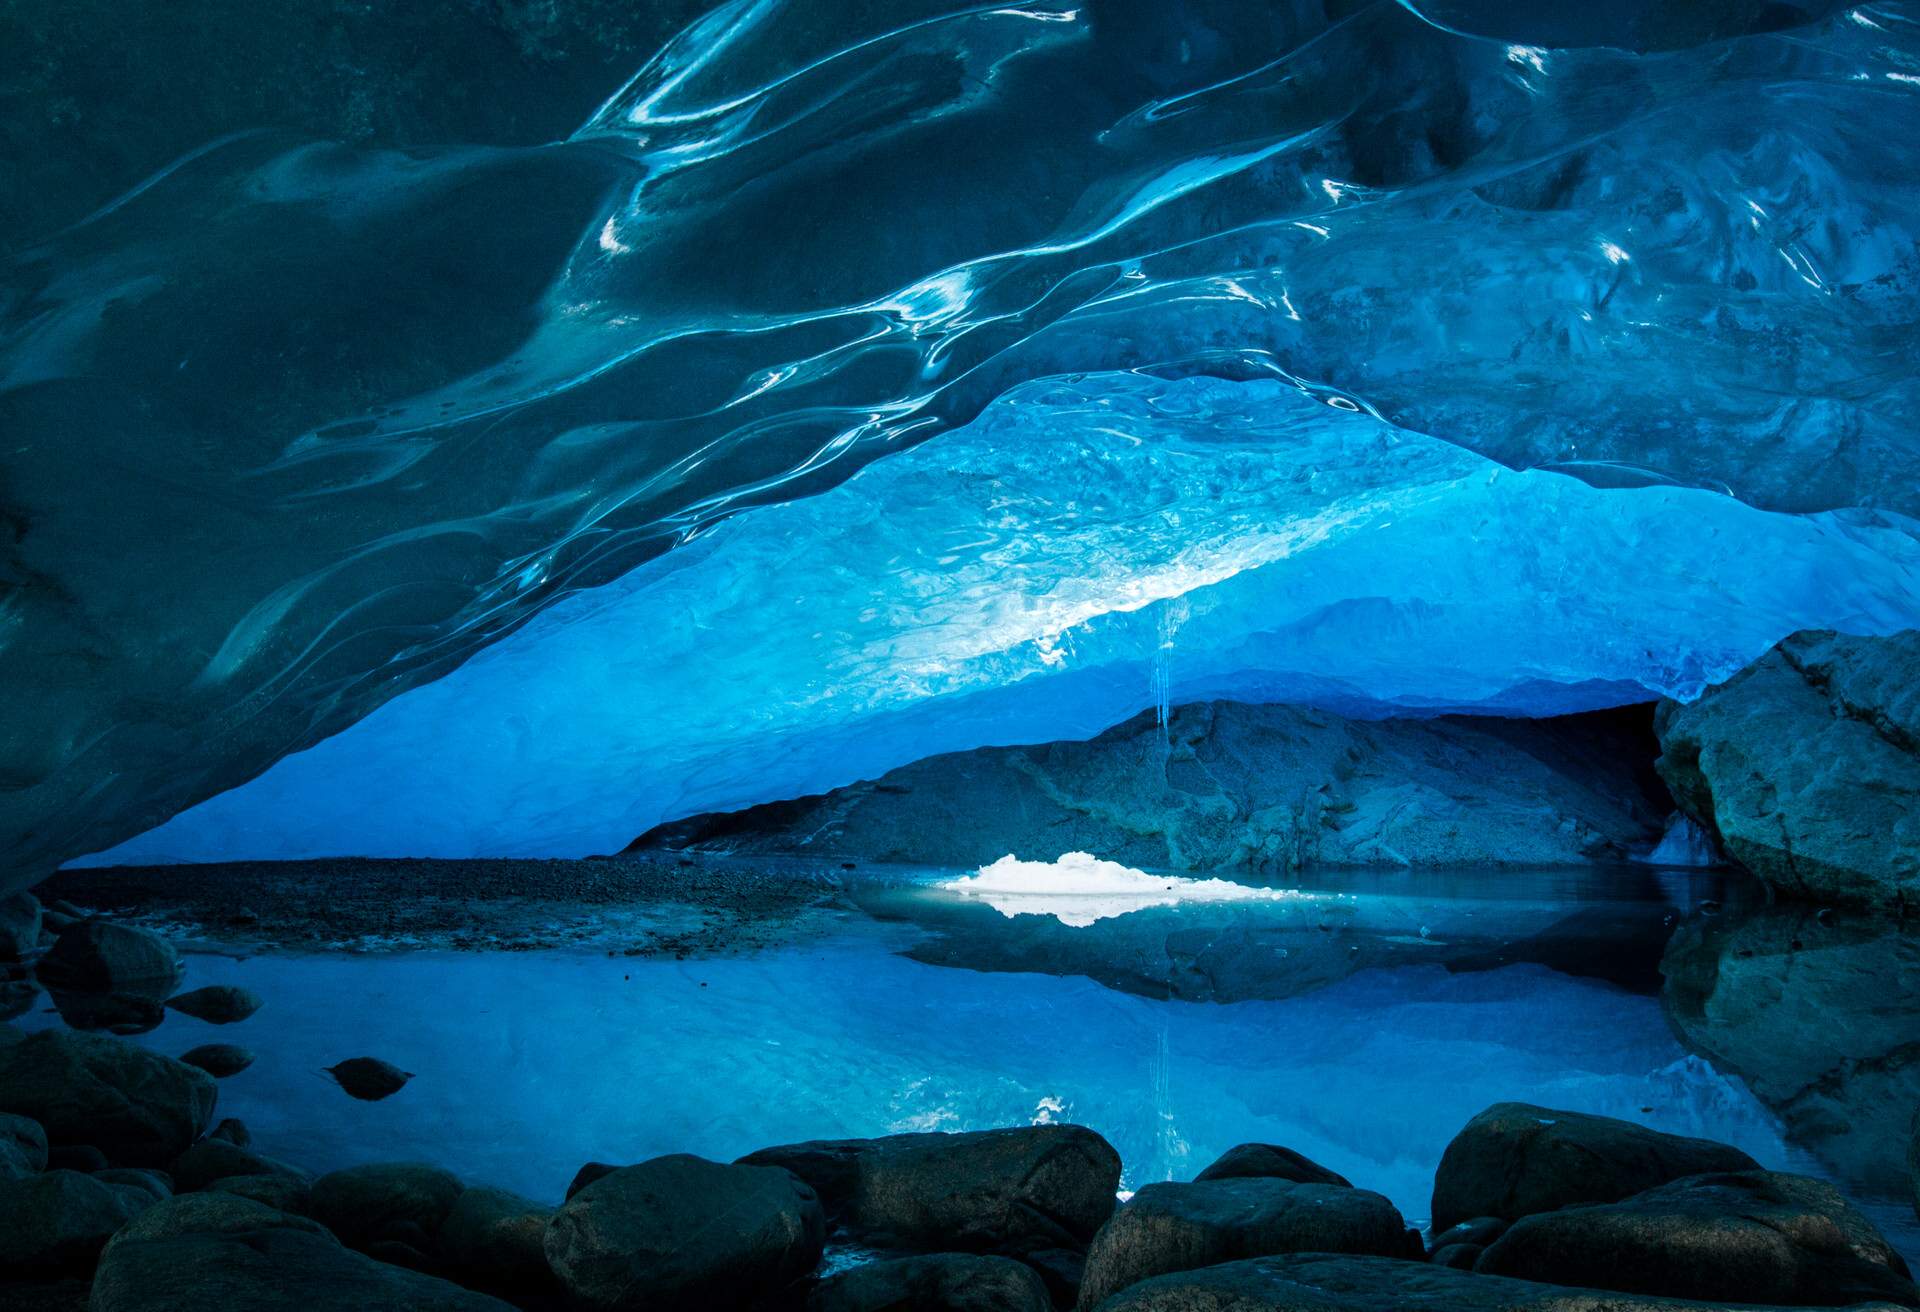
941 851 1307 926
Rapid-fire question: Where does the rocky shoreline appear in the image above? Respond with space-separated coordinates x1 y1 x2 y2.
1 903 1916 1310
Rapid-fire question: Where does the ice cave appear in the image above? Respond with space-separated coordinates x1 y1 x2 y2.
3 2 1920 1309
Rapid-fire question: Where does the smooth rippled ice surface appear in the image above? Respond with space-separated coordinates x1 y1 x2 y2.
20 937 1812 1233
10 1 1920 878
103 374 1920 863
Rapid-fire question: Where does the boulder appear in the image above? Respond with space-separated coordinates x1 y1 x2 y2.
207 1118 252 1147
1430 1102 1759 1231
1193 1144 1351 1187
809 1252 1052 1312
1656 629 1920 908
46 1145 109 1173
0 1029 217 1167
0 1169 152 1273
309 1161 463 1254
35 921 179 992
544 1154 825 1310
1430 1242 1483 1269
170 1139 309 1194
45 987 167 1036
1476 1170 1920 1307
740 1125 1120 1253
165 985 263 1025
437 1184 556 1293
1091 1251 1902 1312
1076 1178 1417 1310
92 1169 173 1203
92 1203 513 1311
0 892 40 961
179 1043 255 1078
0 1112 48 1177
568 1161 619 1198
204 1171 313 1214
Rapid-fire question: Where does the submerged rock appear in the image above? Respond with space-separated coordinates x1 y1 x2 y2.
36 921 179 993
1193 1144 1351 1187
1077 1178 1418 1309
809 1252 1052 1312
92 1195 511 1311
323 1056 413 1100
165 985 263 1025
1656 629 1920 908
0 1030 216 1167
544 1154 825 1310
629 702 1670 871
1430 1101 1760 1231
0 1170 152 1274
45 987 168 1036
178 1043 256 1078
1477 1170 1920 1307
741 1125 1120 1254
309 1162 463 1254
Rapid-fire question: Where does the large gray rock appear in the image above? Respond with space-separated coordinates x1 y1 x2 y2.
308 1162 463 1254
1430 1102 1760 1231
630 701 1669 871
1089 1251 1915 1312
0 1169 152 1273
740 1125 1120 1253
544 1154 825 1310
0 1030 216 1167
1477 1170 1920 1308
809 1252 1052 1312
92 1195 512 1311
1076 1178 1417 1310
1193 1144 1351 1187
34 921 179 992
1656 629 1920 908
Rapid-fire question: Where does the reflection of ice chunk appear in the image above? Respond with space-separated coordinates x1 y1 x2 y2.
943 852 1303 927
1642 814 1724 868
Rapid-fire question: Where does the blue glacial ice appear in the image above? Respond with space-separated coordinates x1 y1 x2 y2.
10 0 1920 874
99 373 1920 863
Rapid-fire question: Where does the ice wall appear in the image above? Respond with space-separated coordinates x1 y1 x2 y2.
98 375 1920 863
7 0 1920 876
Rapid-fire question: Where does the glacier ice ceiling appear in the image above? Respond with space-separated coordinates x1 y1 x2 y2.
6 0 1920 875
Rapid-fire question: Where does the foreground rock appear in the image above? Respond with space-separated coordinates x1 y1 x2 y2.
810 1252 1052 1312
629 701 1670 870
1656 629 1920 908
35 921 179 992
1477 1170 1920 1308
0 1112 48 1177
437 1184 556 1294
309 1161 463 1256
170 1139 310 1195
0 1030 216 1166
1077 1178 1417 1309
0 1170 152 1273
0 892 40 961
545 1154 824 1310
1194 1144 1351 1187
741 1125 1120 1254
92 1193 511 1311
1430 1102 1760 1231
1092 1251 1917 1312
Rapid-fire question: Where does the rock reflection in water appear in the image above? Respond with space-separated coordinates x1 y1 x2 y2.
1663 904 1920 1202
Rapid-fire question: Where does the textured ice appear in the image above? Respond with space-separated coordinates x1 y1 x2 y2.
100 374 1920 864
943 853 1309 927
10 1 1920 874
